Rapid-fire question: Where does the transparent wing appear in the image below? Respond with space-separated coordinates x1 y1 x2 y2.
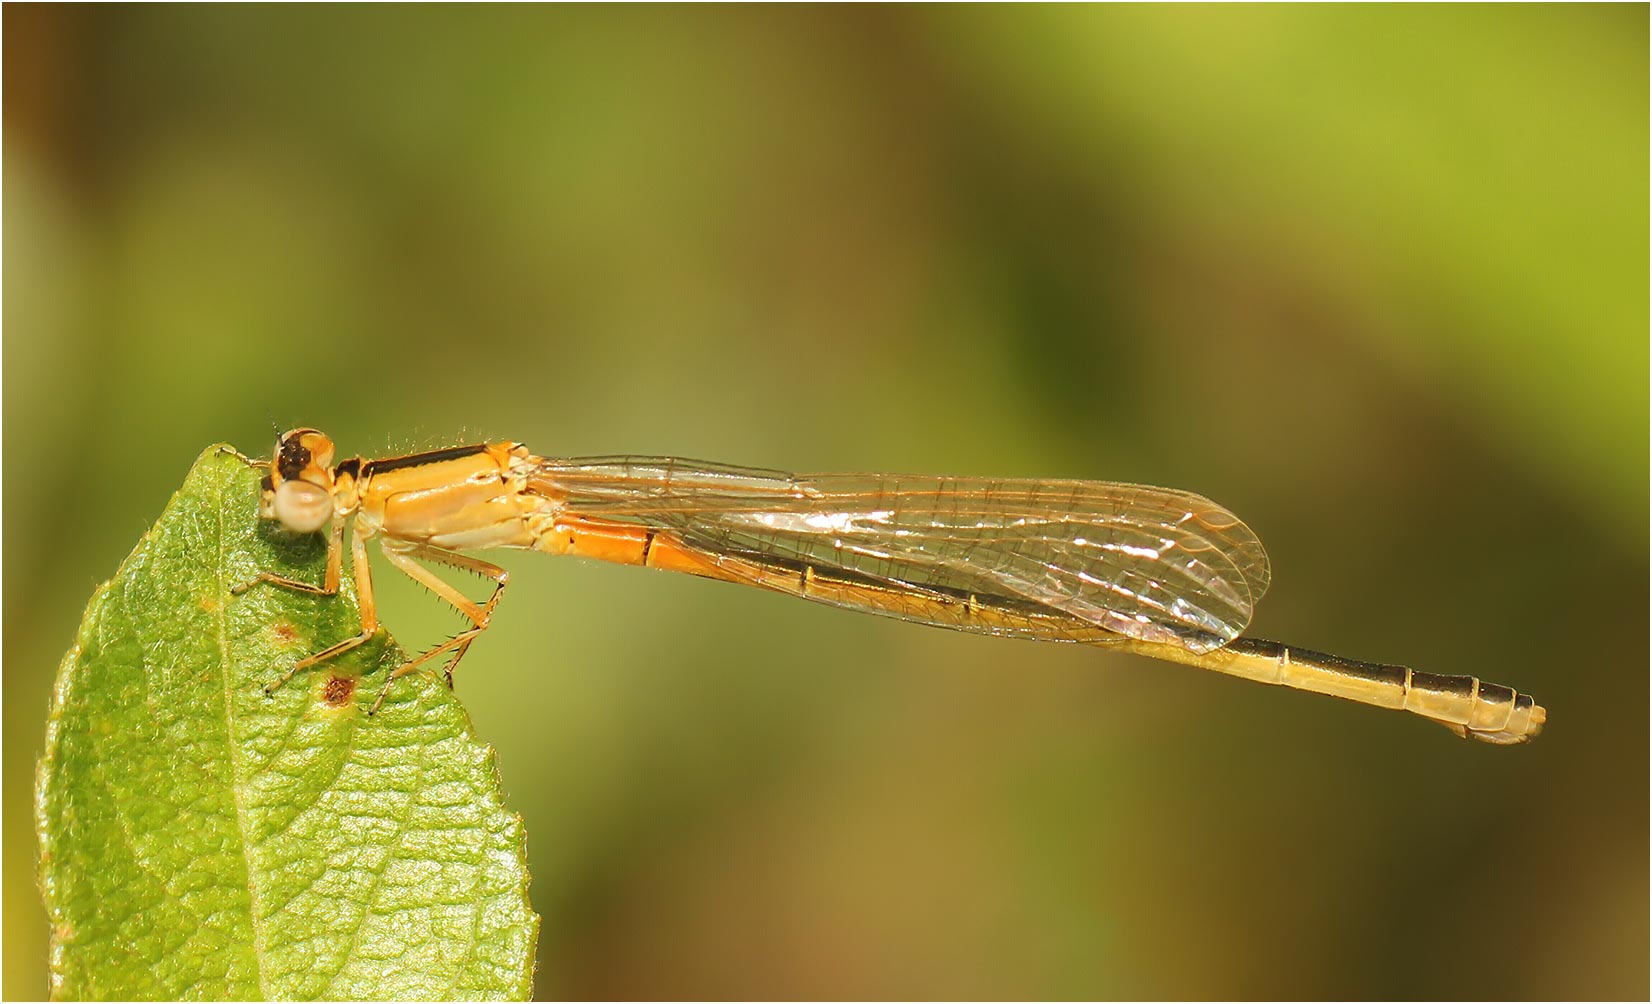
528 456 1271 653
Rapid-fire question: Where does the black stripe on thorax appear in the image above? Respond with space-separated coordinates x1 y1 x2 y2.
362 444 491 477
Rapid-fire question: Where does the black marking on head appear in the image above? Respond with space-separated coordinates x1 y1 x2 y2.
277 437 313 481
364 443 489 476
260 474 274 492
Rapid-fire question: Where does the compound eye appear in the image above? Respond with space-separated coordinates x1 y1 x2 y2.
272 480 333 534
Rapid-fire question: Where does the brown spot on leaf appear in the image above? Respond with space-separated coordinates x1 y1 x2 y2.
321 675 356 707
271 621 298 646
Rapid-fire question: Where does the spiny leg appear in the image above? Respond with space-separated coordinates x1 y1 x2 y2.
416 547 511 683
231 511 346 598
368 632 482 716
247 522 380 695
370 541 508 714
381 541 511 682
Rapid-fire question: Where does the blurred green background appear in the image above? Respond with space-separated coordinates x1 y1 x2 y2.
5 5 1646 999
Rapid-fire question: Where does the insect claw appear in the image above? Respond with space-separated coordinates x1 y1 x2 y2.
216 444 268 468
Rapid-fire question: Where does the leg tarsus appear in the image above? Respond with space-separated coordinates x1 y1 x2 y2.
263 625 377 696
368 626 484 713
441 639 474 689
232 514 347 599
217 445 268 468
231 570 339 597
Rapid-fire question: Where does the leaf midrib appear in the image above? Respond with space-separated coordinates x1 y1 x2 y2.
213 455 273 1000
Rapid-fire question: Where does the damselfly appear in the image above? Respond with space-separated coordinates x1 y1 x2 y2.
231 430 1545 743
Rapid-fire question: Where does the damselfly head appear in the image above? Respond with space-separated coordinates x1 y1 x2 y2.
259 428 337 533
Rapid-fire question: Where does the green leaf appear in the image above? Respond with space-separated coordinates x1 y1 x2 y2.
35 446 538 1001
